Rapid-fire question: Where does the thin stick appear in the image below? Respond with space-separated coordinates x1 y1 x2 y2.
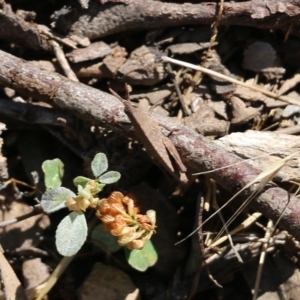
161 56 300 105
208 212 262 248
51 40 79 82
210 179 243 262
252 220 273 300
176 151 297 244
187 194 222 300
183 0 224 100
0 205 43 227
166 63 190 116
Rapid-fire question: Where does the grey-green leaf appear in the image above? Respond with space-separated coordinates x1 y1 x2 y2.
126 240 158 272
99 171 121 184
41 187 75 213
91 153 108 177
91 224 121 252
73 176 90 187
55 211 87 256
42 159 64 189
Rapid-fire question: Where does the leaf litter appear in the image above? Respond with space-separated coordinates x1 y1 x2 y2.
1 0 300 299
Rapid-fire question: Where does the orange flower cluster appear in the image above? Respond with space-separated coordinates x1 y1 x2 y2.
96 191 156 250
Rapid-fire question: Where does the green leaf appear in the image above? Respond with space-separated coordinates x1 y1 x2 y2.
73 176 90 187
41 187 75 213
99 171 121 184
91 224 121 252
126 240 158 272
55 211 87 256
91 153 108 177
42 159 64 189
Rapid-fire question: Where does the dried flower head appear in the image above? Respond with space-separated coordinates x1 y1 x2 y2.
96 191 156 249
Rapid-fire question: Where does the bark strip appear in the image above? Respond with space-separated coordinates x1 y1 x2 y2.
0 2 51 51
55 0 300 40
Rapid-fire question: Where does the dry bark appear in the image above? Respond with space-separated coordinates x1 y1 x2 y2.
1 49 300 240
55 0 300 40
0 2 51 51
2 0 299 53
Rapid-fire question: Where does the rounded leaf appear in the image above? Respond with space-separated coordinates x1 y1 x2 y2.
42 159 64 189
73 176 90 187
55 211 87 256
91 153 108 177
91 224 121 252
127 240 158 272
41 187 75 213
99 171 121 184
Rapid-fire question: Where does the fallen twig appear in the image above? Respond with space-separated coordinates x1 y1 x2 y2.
51 40 79 82
54 0 300 40
161 56 300 105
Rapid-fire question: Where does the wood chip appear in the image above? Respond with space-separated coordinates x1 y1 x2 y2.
216 130 300 182
67 41 112 63
167 42 215 55
118 46 167 86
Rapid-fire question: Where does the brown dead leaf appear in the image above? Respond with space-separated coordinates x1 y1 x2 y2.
101 45 128 75
206 51 236 95
118 46 167 86
67 41 112 63
229 96 261 125
278 73 300 96
130 87 172 105
234 85 287 107
167 42 214 55
184 103 229 137
122 98 187 182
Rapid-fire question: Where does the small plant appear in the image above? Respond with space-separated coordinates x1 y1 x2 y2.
40 153 157 271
